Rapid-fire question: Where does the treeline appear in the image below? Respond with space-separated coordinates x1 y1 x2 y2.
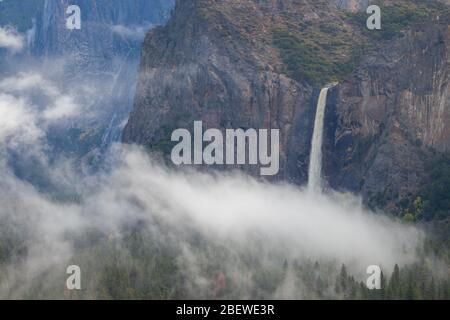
1 215 449 299
336 263 450 300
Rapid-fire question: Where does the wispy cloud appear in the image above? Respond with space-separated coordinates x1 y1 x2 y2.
0 26 24 52
111 24 153 41
0 72 81 150
0 92 42 146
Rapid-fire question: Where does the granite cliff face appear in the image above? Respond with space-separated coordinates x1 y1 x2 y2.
123 0 363 178
324 21 449 213
124 0 449 212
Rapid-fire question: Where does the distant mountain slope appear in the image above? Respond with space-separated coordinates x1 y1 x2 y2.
1 0 174 159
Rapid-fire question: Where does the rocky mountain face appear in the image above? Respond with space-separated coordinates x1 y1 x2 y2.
123 0 359 178
334 0 369 11
324 21 449 213
124 0 449 213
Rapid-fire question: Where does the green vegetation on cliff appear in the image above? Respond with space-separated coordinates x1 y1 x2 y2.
273 29 366 86
398 154 450 224
346 0 447 40
273 0 447 86
420 155 450 222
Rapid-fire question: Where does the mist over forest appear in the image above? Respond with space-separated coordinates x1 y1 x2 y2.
0 0 449 300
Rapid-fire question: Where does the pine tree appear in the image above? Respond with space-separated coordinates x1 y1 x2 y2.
428 277 436 300
339 264 348 293
388 264 401 299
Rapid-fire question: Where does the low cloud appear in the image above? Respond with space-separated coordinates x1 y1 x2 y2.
95 148 423 270
0 144 425 298
0 66 427 298
0 49 434 299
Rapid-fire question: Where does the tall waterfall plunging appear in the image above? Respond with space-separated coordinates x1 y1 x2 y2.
308 85 335 192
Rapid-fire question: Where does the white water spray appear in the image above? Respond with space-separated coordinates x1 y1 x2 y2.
308 84 336 192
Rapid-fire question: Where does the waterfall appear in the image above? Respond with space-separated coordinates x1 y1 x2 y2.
308 84 336 192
